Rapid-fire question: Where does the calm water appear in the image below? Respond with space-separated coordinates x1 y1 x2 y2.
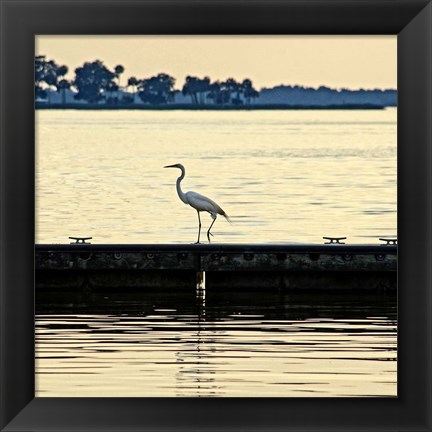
36 290 397 397
35 109 397 397
35 109 397 244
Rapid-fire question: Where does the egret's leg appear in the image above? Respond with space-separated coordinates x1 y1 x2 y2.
194 211 202 244
207 216 217 243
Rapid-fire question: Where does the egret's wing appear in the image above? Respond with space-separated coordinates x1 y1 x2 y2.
186 191 225 215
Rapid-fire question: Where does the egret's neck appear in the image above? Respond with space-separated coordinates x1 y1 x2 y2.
176 169 188 204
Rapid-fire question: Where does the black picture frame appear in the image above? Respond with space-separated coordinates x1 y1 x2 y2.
1 0 431 431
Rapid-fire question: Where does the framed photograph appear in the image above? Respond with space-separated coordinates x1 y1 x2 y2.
1 0 431 431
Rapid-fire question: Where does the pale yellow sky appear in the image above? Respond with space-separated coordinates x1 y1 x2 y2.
36 35 396 90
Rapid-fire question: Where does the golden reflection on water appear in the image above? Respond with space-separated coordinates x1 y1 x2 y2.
35 109 397 397
35 291 397 397
35 109 396 244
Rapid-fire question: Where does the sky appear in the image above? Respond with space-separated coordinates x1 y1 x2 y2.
36 35 396 90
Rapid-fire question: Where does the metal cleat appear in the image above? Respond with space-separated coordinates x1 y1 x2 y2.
69 236 92 244
379 238 397 245
323 236 346 244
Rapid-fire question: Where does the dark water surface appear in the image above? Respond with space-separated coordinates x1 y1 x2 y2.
36 289 397 397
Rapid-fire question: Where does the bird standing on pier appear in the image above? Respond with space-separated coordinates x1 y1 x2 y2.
164 163 230 243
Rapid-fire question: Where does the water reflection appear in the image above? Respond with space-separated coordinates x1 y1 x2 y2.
36 290 397 397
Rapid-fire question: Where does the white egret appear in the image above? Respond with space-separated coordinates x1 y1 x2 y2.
164 163 230 243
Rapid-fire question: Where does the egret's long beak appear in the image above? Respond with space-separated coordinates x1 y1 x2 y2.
164 164 177 168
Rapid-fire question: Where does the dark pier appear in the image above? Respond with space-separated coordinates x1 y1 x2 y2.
36 244 397 292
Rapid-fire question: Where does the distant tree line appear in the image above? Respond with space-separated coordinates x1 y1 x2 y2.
182 76 259 106
258 85 397 107
35 55 397 108
35 55 70 103
35 56 259 106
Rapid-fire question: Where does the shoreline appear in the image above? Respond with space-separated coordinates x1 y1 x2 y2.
35 103 391 111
